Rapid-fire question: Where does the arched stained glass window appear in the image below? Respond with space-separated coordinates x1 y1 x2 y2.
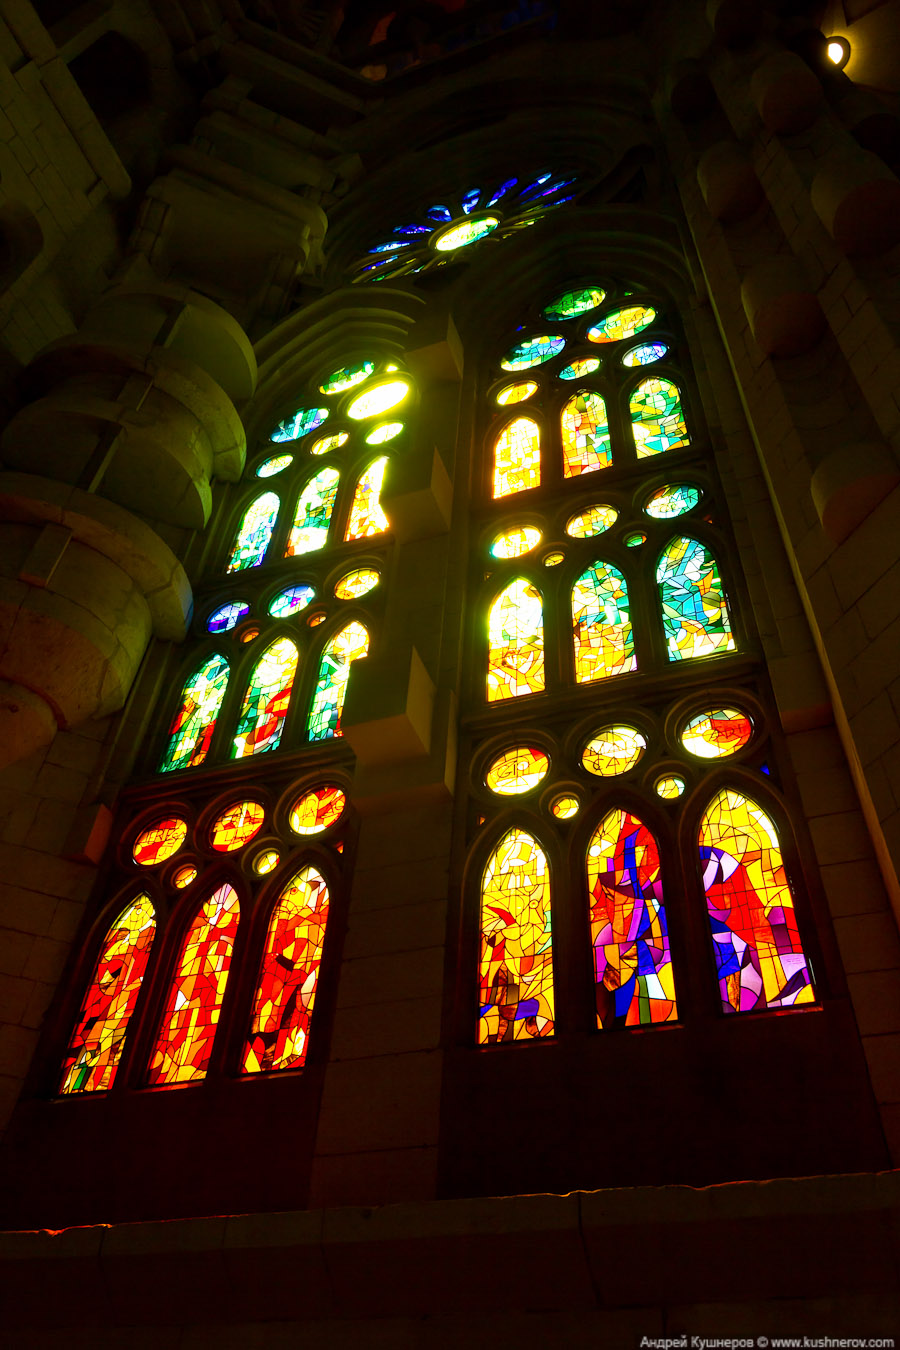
307 621 370 741
286 468 340 557
699 789 814 1014
630 377 689 458
243 865 330 1074
587 810 676 1028
572 562 635 682
345 457 390 540
147 883 240 1084
59 894 157 1093
227 492 279 572
487 578 545 701
561 390 611 477
159 655 229 772
479 828 554 1043
493 416 541 498
657 537 735 661
232 637 298 759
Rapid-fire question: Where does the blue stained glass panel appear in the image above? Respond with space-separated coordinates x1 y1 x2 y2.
270 408 329 444
487 178 518 206
461 188 481 214
207 602 249 633
427 205 453 222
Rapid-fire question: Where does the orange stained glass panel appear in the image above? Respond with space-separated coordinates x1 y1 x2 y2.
290 785 346 835
487 578 545 702
492 417 541 498
59 894 156 1094
561 390 611 477
210 800 265 852
132 817 187 866
479 828 554 1044
345 458 390 540
147 883 240 1084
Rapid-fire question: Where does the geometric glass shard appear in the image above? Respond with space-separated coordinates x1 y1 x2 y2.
59 893 157 1094
587 305 656 345
500 335 565 372
587 809 677 1028
622 341 668 367
269 584 316 618
682 708 753 759
572 562 635 682
147 883 240 1084
657 536 735 661
319 360 375 395
582 725 646 777
565 504 618 538
543 286 606 320
699 789 815 1014
256 453 293 478
310 432 349 457
334 568 380 600
345 458 390 540
644 484 701 519
159 654 230 772
232 637 299 758
478 828 554 1043
132 817 187 866
207 602 250 633
496 380 538 406
630 377 689 458
243 865 331 1074
485 746 550 795
493 416 541 498
227 492 279 572
490 525 542 560
289 785 346 835
346 380 410 421
561 391 611 476
487 578 545 702
307 620 370 741
286 469 340 557
558 357 601 380
210 800 265 852
270 407 329 443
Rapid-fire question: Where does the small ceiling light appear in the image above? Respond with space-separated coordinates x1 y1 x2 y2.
826 37 850 69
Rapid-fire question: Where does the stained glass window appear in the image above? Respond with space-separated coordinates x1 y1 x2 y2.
572 563 635 683
496 381 538 406
319 361 375 394
561 391 611 477
207 602 249 633
559 357 601 380
270 407 328 443
493 417 541 498
243 866 331 1074
622 342 668 367
210 800 265 851
269 585 315 618
479 829 554 1044
485 746 549 795
133 817 187 866
682 708 753 759
289 785 346 834
543 287 606 320
699 790 814 1014
59 894 156 1094
587 810 676 1028
490 526 542 559
256 454 293 478
655 775 685 799
435 217 499 250
487 578 545 701
366 422 403 445
551 795 580 819
308 621 370 741
630 378 689 458
159 655 229 772
566 505 618 538
232 637 298 758
346 380 410 421
227 493 279 572
581 726 646 776
345 458 390 540
500 336 565 371
657 537 735 661
286 469 340 557
644 484 701 519
147 883 240 1084
310 432 349 456
334 568 380 599
587 305 656 345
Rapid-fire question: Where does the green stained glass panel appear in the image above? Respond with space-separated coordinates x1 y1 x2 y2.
286 469 340 557
542 287 606 320
227 493 279 572
270 407 329 443
630 377 690 458
159 655 229 772
308 621 370 741
657 537 735 661
232 637 298 758
500 335 565 371
319 361 375 395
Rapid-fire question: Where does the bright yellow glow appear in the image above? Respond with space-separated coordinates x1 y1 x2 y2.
434 217 499 251
496 381 538 406
551 795 579 820
347 379 410 420
827 38 849 66
255 850 280 875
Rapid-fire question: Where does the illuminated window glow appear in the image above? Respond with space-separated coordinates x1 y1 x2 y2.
434 217 499 250
487 579 545 701
269 585 315 618
345 458 390 540
366 422 403 444
682 708 753 759
587 305 656 345
159 655 229 772
559 357 601 380
289 785 346 834
286 469 340 557
572 562 635 682
227 492 279 572
346 380 410 420
334 568 380 599
500 336 565 371
657 537 735 661
552 795 579 820
270 407 328 443
630 377 689 458
582 726 646 777
207 602 249 633
561 391 611 477
565 504 618 538
256 454 293 478
496 381 538 406
479 829 554 1043
485 746 549 795
210 800 265 852
319 361 375 395
133 817 187 866
310 433 349 457
622 342 668 367
493 417 541 498
308 621 369 741
543 286 606 320
644 484 701 519
232 637 299 758
490 525 542 560
655 775 685 799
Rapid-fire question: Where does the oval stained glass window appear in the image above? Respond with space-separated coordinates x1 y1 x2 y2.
682 708 753 759
269 585 315 618
500 335 565 371
319 361 375 395
207 602 249 633
490 526 542 559
551 795 580 820
347 380 410 420
655 775 685 799
270 407 329 443
256 454 293 478
587 306 656 345
133 817 187 866
255 850 279 875
309 432 349 457
624 533 646 547
485 746 549 795
211 801 265 852
173 865 197 888
559 357 601 380
289 785 346 835
543 287 606 320
434 217 499 251
622 342 668 367
366 422 404 444
565 504 618 538
496 381 538 406
582 726 647 777
644 484 701 519
543 551 565 567
334 568 380 599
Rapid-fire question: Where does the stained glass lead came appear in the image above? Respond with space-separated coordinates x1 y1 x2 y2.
479 829 555 1044
657 537 735 661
